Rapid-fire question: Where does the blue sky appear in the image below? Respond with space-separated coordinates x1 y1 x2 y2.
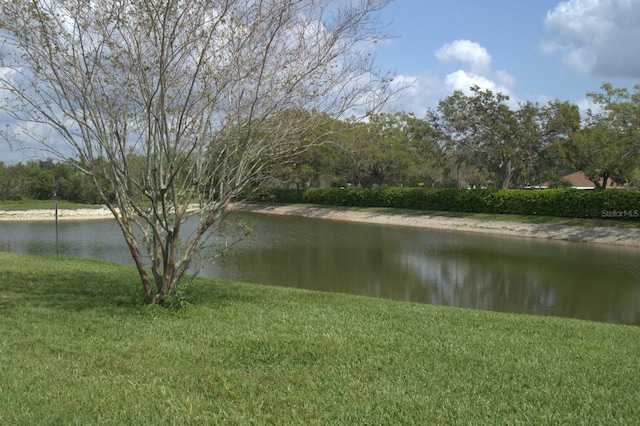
375 0 640 115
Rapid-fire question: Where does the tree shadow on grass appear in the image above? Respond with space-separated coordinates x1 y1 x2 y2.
0 257 144 311
0 254 264 312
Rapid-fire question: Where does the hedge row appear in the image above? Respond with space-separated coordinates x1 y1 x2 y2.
255 187 640 220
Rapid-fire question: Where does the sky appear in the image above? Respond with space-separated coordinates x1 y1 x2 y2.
375 0 640 116
2 0 640 164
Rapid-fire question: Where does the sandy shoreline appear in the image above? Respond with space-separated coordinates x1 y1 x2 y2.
2 204 639 247
0 207 114 221
236 204 640 248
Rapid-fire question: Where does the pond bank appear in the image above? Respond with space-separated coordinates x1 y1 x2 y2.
0 207 113 221
2 203 639 247
237 204 640 247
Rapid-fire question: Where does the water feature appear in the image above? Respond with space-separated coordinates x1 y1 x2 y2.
1 212 639 325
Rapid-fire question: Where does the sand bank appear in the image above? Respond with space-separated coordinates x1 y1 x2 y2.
237 204 640 247
0 207 114 221
2 204 639 247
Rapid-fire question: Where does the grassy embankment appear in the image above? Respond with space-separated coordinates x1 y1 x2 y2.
1 252 639 424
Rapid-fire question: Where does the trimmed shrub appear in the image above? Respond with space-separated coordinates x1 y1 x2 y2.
258 187 640 220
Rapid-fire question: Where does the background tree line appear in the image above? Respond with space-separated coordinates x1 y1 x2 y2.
270 83 640 191
3 82 639 203
0 159 102 203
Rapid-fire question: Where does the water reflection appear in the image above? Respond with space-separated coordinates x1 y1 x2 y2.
1 213 639 325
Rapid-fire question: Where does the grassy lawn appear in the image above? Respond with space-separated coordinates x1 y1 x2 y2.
1 252 639 424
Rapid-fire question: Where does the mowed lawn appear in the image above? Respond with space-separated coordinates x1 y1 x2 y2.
1 252 639 424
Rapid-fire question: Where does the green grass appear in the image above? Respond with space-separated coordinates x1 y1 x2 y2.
0 199 100 210
1 252 639 424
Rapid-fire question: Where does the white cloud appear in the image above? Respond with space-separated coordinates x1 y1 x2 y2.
436 40 517 104
495 70 516 88
443 70 494 93
576 97 601 116
383 40 520 114
544 0 640 77
386 72 445 116
443 70 516 106
434 40 492 75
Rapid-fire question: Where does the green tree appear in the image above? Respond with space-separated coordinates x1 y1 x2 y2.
382 112 444 187
24 160 55 200
359 113 416 187
338 112 436 187
0 162 26 200
0 0 394 304
52 161 102 203
519 100 581 187
560 83 640 188
267 113 350 189
429 87 519 188
537 100 581 185
429 86 579 189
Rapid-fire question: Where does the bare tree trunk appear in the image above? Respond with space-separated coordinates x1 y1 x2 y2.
499 159 514 189
110 206 156 302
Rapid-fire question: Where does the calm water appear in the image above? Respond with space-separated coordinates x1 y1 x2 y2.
1 213 639 325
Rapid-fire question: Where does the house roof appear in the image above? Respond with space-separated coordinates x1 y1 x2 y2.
561 171 596 189
540 171 624 189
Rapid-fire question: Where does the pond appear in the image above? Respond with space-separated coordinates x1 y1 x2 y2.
1 212 639 325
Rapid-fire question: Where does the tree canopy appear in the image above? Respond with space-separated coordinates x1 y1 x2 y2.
558 83 640 188
426 86 581 189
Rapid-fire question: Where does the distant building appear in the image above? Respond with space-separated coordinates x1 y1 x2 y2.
531 171 625 190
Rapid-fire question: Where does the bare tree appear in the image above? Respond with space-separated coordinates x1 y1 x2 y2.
0 0 394 303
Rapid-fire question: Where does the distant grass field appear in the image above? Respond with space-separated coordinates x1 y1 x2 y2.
1 252 639 424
